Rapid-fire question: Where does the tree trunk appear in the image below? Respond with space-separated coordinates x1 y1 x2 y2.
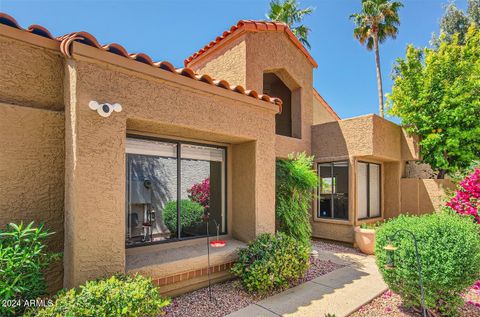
373 36 385 117
437 170 446 179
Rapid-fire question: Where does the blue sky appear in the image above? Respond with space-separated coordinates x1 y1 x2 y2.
1 0 468 120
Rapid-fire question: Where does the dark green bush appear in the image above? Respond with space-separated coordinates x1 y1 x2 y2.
231 232 310 294
29 274 170 317
163 199 204 234
276 152 318 245
376 211 480 316
0 222 61 317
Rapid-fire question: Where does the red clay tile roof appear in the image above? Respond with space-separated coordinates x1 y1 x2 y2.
0 13 282 110
184 20 318 68
313 88 340 120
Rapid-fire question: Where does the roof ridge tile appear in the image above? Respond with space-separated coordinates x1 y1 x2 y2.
184 20 316 68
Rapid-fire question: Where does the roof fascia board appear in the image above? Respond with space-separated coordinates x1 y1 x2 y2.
0 24 59 51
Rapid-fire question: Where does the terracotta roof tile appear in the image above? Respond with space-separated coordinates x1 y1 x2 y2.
184 20 317 68
0 13 282 110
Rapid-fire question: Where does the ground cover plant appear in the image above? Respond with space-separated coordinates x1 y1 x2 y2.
231 232 310 294
375 212 480 316
0 222 61 317
276 152 318 245
28 274 170 317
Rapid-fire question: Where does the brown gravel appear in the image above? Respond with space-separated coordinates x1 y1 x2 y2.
311 238 364 255
350 288 480 317
164 241 347 317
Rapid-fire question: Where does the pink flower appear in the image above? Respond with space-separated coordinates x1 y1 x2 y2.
446 168 480 223
188 177 211 209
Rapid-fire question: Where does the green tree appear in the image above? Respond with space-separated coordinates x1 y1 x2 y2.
350 0 403 117
267 0 314 48
468 0 480 25
387 26 480 178
432 0 479 46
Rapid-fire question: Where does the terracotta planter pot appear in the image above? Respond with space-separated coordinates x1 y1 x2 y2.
354 226 376 255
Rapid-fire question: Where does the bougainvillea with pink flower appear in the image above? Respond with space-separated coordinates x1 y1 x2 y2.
446 168 480 223
188 177 210 210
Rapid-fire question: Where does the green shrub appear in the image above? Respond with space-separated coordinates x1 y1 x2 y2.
376 211 480 316
231 232 310 294
276 152 318 245
0 222 61 317
163 199 204 234
29 274 170 317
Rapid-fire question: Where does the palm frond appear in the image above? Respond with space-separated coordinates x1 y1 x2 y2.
350 0 403 47
267 0 314 49
293 24 311 48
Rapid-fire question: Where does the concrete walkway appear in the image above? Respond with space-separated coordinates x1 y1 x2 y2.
225 246 387 317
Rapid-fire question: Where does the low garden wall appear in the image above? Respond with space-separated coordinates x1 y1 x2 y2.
399 178 455 215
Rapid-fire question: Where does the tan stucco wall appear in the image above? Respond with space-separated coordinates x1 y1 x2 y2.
190 31 314 158
0 103 64 292
383 162 402 219
312 116 373 160
191 35 247 88
311 115 408 243
62 42 277 287
401 129 420 161
311 221 354 243
399 179 454 216
312 114 403 162
313 94 337 125
371 115 401 161
245 32 313 157
0 35 64 111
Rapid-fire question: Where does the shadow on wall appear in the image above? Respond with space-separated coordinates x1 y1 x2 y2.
312 122 348 158
400 179 455 215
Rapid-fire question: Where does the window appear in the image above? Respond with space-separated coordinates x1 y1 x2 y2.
125 137 226 247
318 161 349 220
263 72 301 138
357 162 381 219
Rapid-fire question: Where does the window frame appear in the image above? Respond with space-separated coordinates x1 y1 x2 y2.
316 161 349 221
357 161 382 220
125 134 228 248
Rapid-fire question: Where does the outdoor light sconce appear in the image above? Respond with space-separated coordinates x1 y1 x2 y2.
88 101 122 118
384 229 427 317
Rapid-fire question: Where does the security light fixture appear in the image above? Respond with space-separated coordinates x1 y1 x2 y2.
88 100 122 117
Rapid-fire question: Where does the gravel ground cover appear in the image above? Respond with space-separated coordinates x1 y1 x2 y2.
311 238 364 255
164 240 347 317
350 286 480 317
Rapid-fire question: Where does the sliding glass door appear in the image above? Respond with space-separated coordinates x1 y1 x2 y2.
357 162 381 219
125 137 226 247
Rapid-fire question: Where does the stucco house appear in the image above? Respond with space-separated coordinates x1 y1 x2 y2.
0 13 452 296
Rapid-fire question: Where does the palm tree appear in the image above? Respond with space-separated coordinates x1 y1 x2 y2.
350 0 403 117
267 0 314 48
